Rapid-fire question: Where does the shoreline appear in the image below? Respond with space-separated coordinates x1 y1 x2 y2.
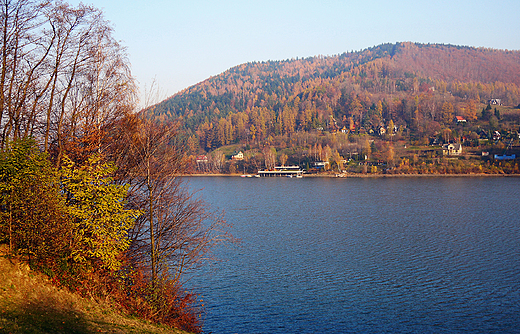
185 173 520 178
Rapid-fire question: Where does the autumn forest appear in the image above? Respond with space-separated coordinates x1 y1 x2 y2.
149 42 520 175
1 2 520 332
0 1 231 333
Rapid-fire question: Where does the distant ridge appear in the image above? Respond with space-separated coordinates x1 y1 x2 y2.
386 42 520 84
151 42 520 117
146 42 520 154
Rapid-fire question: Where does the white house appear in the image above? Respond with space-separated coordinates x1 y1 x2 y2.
442 143 463 156
231 151 244 160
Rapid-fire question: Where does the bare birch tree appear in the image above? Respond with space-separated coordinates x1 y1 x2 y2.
110 114 232 286
0 1 136 162
0 0 51 144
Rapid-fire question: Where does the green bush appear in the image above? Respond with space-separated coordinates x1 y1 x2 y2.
0 138 71 265
0 138 139 279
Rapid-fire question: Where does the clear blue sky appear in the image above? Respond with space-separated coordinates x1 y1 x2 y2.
70 0 520 105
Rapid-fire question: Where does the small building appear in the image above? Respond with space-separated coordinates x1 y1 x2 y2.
313 161 330 169
379 126 386 136
231 151 244 160
442 143 463 156
488 99 502 105
493 131 501 141
257 166 303 177
494 154 516 160
196 155 209 172
196 155 208 163
455 116 467 124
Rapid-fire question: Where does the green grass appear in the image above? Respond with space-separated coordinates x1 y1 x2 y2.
214 144 243 157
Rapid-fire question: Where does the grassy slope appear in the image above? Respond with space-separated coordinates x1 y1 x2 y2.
0 249 191 334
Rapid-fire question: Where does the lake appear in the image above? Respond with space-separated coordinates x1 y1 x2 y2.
186 176 520 334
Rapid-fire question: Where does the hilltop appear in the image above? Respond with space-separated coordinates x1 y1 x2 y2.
146 42 520 175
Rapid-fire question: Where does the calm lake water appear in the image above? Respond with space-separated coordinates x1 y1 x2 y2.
186 176 520 334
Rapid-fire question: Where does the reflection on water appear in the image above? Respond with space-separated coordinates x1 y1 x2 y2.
187 177 520 334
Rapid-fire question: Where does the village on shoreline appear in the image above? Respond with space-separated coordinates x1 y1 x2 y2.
188 134 520 177
187 173 520 178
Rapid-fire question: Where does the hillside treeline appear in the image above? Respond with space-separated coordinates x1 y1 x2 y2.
0 1 229 332
149 43 520 164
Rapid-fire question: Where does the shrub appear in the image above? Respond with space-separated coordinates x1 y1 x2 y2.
0 139 201 331
60 155 141 271
0 139 72 266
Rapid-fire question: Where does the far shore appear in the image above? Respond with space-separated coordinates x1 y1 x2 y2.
185 173 520 178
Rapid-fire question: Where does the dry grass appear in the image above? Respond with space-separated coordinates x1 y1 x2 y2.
0 247 192 334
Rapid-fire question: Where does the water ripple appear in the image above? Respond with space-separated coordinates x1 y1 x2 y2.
188 177 520 334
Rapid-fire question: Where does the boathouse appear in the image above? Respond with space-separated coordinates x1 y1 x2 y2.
257 166 303 177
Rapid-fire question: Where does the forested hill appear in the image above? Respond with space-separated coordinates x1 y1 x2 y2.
147 42 520 153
